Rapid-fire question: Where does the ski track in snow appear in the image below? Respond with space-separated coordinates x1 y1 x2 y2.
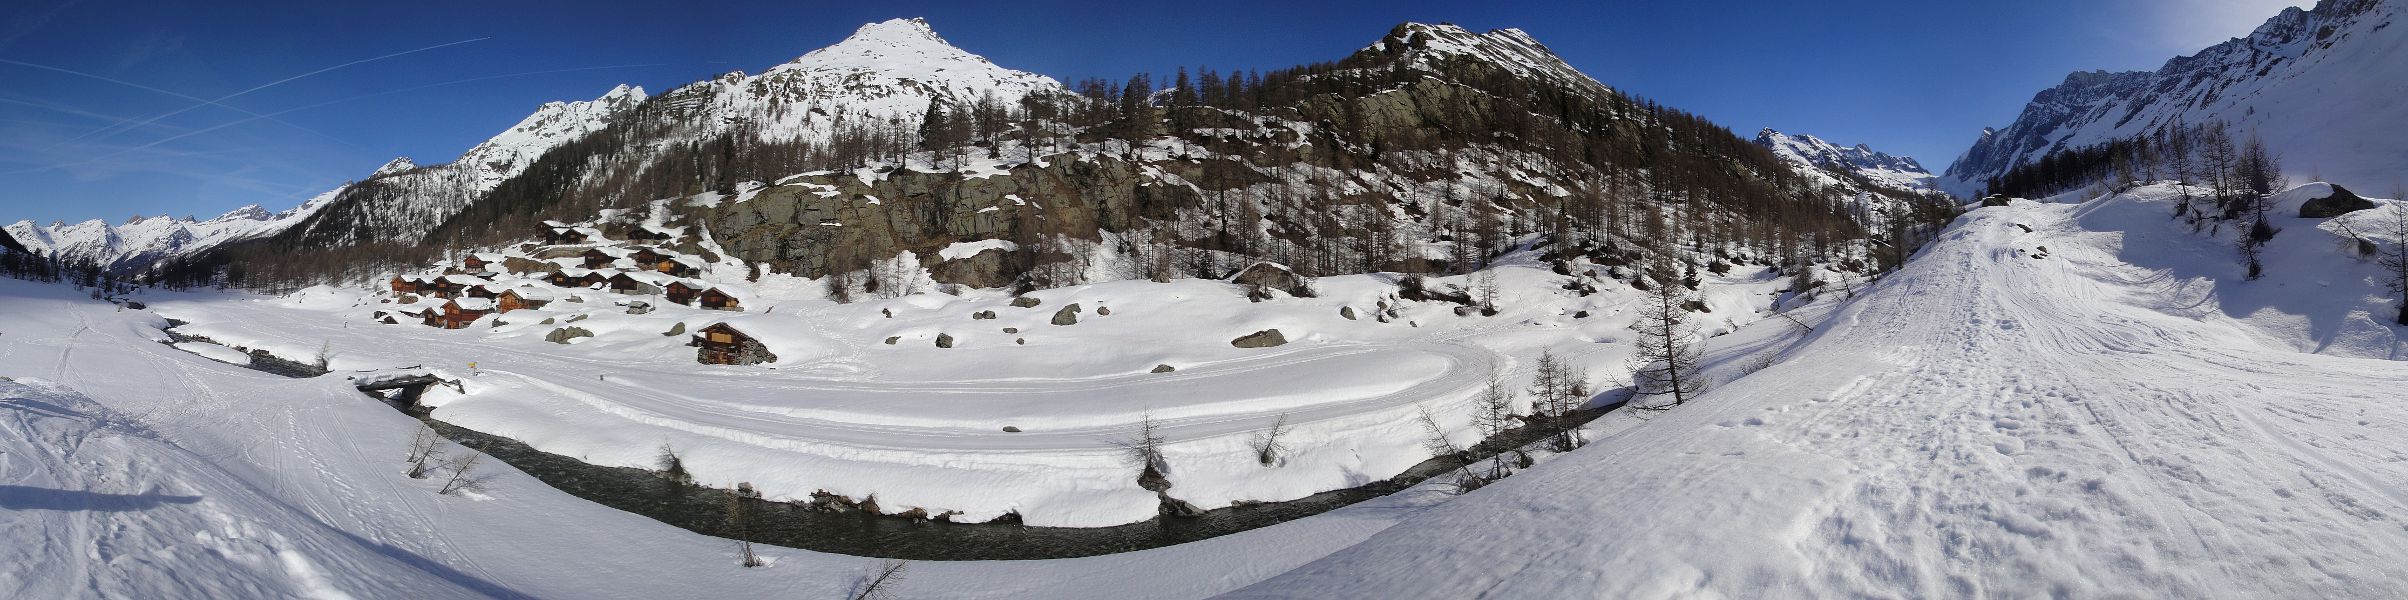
1223 196 2408 598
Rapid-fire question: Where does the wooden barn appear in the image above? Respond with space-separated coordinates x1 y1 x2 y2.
698 287 743 311
429 298 493 329
663 280 705 305
463 284 500 300
497 288 554 312
692 323 777 365
548 268 592 288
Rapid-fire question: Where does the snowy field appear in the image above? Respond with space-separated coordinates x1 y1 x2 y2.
6 182 2408 598
136 251 1797 527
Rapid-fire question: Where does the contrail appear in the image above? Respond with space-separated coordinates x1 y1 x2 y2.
2 63 660 177
0 58 347 145
72 36 492 143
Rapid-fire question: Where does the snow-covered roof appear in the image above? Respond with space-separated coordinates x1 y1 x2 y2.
641 225 684 236
439 274 488 285
702 315 820 364
501 287 556 301
449 298 496 311
586 246 633 258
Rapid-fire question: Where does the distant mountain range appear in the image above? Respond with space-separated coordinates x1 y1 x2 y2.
1944 0 2403 196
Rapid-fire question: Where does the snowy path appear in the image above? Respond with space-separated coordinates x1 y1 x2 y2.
1225 199 2408 598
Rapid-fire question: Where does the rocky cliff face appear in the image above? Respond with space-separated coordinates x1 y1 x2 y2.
1942 0 2401 195
707 155 1197 277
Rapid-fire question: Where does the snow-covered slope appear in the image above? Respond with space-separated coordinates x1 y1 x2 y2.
278 85 648 247
3 187 343 271
1943 0 2407 196
1223 185 2408 598
1755 128 1938 193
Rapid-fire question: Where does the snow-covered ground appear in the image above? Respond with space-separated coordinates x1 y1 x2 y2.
1224 184 2408 598
9 181 2408 598
139 254 1800 528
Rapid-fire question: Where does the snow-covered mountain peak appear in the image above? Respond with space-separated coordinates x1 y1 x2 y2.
754 17 1059 105
1754 128 1937 193
370 157 417 178
445 84 647 191
210 205 275 223
1361 22 1612 98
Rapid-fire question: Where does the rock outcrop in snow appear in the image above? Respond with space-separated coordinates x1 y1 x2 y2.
1755 129 1937 193
1942 0 2403 196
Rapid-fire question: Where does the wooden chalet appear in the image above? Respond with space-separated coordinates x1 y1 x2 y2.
630 247 668 266
427 274 488 299
429 298 494 329
627 225 681 243
547 268 591 288
663 280 705 305
659 257 703 278
497 288 554 312
692 322 776 365
463 284 500 300
698 287 743 311
459 253 501 273
607 271 665 295
581 247 630 269
388 274 430 295
544 220 590 245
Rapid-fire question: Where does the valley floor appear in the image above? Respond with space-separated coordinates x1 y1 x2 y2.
4 186 2407 598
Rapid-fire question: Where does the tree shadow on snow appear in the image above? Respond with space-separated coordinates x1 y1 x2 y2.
0 485 201 511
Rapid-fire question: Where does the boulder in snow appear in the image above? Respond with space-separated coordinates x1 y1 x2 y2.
1340 306 1358 320
1230 261 1313 297
1051 303 1081 326
1231 329 1288 348
545 327 594 344
2299 184 2377 218
935 333 955 348
1010 296 1042 308
1152 364 1176 373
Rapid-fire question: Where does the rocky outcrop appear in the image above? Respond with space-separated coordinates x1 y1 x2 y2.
701 155 1201 277
1231 329 1288 348
2300 184 2377 218
545 327 594 344
930 248 1025 289
1231 262 1313 297
1009 296 1042 308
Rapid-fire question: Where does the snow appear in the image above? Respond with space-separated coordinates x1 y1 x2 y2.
1223 184 2408 598
11 179 2408 596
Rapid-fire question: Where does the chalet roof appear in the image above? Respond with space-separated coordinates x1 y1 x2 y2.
542 220 572 228
610 271 674 285
439 274 489 285
501 287 556 301
701 286 746 302
663 278 707 290
449 297 496 311
667 256 706 269
585 247 634 258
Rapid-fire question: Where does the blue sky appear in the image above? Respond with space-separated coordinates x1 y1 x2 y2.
0 0 2307 226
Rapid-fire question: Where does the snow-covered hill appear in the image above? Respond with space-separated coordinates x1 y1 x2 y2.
1755 128 1937 193
1943 0 2406 196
